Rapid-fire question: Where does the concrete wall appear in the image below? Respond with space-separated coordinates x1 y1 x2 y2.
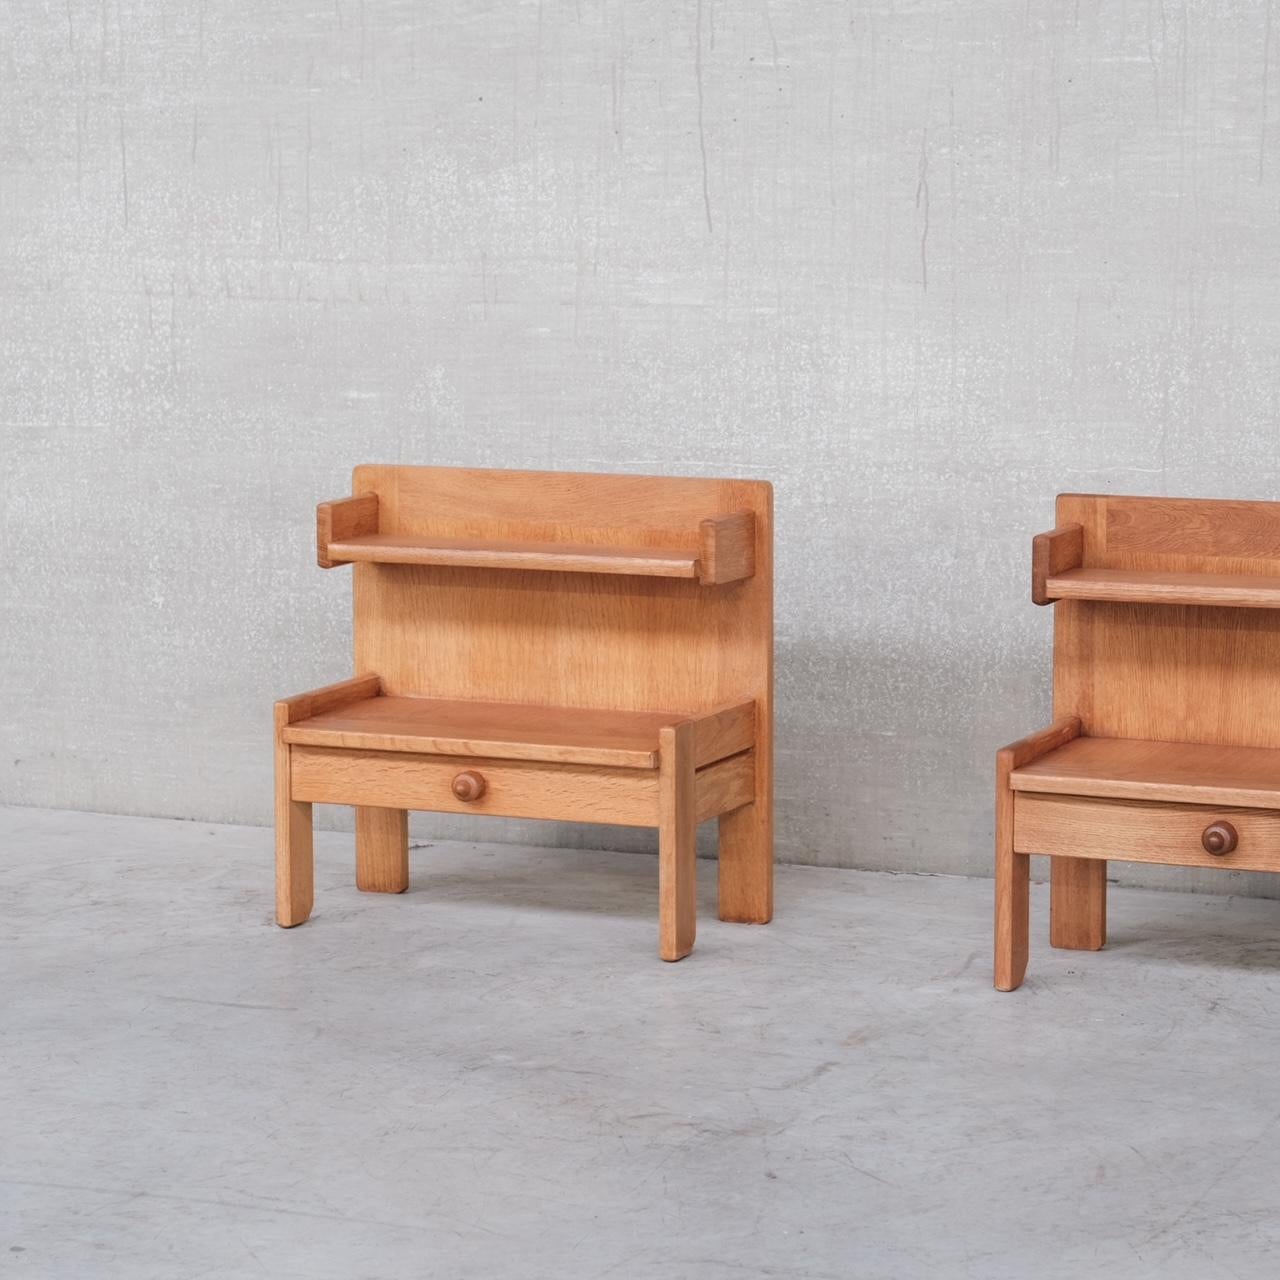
4 1 1280 893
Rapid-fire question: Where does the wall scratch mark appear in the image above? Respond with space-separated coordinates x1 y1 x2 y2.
118 110 129 228
915 128 929 293
75 101 84 198
695 0 713 233
305 109 313 231
1262 0 1273 183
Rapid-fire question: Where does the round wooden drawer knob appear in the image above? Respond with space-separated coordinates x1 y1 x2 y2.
1202 821 1238 856
451 770 486 802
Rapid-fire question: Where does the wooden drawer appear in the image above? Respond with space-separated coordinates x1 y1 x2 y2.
1014 793 1280 872
291 746 660 826
289 745 754 828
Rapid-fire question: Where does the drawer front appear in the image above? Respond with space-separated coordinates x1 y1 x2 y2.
1015 793 1280 872
290 746 659 826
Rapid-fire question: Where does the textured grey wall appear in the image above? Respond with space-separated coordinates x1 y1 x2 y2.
4 2 1280 894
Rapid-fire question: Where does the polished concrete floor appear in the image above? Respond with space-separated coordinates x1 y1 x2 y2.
4 806 1280 1279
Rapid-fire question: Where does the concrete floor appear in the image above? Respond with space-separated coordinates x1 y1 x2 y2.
4 809 1280 1279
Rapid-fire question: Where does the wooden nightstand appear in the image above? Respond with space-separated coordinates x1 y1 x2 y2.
996 493 1280 990
275 465 773 962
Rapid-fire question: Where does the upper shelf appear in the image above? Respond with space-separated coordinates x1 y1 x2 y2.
327 533 702 579
1032 522 1280 609
1045 568 1280 610
317 494 754 585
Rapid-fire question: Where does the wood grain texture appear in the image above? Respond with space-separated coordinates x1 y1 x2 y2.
658 722 697 961
351 464 774 910
1011 736 1280 808
321 475 759 586
993 720 1081 991
290 746 660 826
355 806 408 893
998 719 1084 770
1054 495 1280 748
1015 794 1280 873
283 695 684 768
278 466 772 949
697 512 755 585
1045 568 1280 609
689 699 756 768
1032 523 1083 605
326 533 702 579
994 743 1028 993
274 704 313 927
317 493 378 569
695 750 755 823
1103 495 1280 560
277 674 381 725
1011 496 1280 983
1049 857 1106 951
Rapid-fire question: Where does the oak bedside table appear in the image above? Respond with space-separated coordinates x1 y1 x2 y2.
996 493 1280 990
274 465 773 962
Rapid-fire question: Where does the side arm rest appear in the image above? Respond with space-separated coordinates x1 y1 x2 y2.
275 674 382 729
997 717 1082 778
687 698 756 767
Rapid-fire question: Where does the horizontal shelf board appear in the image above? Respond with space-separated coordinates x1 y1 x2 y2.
282 695 698 768
1010 737 1280 808
325 533 701 578
1046 567 1280 609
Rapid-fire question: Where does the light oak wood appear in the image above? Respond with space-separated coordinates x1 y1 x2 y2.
317 494 378 569
1000 719 1085 767
690 699 756 768
274 703 313 927
283 695 691 769
659 722 697 961
291 746 661 826
1103 495 1280 559
277 673 381 725
1032 523 1083 605
354 465 774 944
994 748 1027 993
326 533 703 579
290 745 754 829
1003 494 1280 987
698 512 756 585
277 466 773 960
319 487 756 587
355 806 408 894
1010 736 1280 809
1045 567 1280 609
695 750 755 823
1049 857 1106 951
1015 794 1280 872
994 719 1082 991
1053 494 1280 749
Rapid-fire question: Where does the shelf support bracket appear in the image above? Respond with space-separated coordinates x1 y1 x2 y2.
1032 522 1084 605
318 493 379 568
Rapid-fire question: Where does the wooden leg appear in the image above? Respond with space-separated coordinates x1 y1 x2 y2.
994 760 1028 991
275 729 314 927
1050 857 1107 950
355 806 409 893
658 723 697 962
717 799 773 924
